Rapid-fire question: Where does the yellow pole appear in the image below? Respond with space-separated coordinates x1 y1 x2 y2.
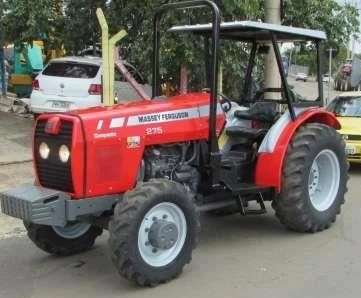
96 8 127 106
96 8 110 106
109 30 127 103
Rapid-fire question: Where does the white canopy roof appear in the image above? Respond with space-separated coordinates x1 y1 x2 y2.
169 21 327 42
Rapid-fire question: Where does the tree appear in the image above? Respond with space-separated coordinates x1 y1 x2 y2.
63 0 107 55
283 0 360 47
2 0 65 49
107 0 263 98
282 1 360 76
106 0 359 98
0 1 5 47
2 0 360 98
0 0 6 95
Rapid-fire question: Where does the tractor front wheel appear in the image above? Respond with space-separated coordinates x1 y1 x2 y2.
273 123 348 233
108 179 200 287
24 222 103 256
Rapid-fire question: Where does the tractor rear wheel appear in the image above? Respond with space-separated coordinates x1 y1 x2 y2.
273 123 348 233
24 222 103 256
109 179 200 287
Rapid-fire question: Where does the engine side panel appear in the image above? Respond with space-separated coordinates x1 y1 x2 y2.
76 93 225 198
254 108 340 192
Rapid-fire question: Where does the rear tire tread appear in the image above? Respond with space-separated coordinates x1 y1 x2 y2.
272 123 349 233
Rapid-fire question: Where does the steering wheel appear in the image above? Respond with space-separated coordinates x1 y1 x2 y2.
218 93 232 113
201 88 232 113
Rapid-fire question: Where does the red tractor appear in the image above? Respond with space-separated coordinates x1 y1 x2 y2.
1 1 348 287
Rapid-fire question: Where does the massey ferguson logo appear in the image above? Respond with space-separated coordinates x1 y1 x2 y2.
138 112 189 124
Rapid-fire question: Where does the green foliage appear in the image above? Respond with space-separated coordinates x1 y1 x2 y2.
289 44 350 75
107 0 359 97
283 0 360 46
1 0 360 97
107 0 264 98
2 0 65 49
0 1 5 44
63 0 107 54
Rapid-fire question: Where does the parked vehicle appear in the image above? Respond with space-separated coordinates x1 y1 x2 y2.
9 42 44 98
328 91 361 162
323 74 332 83
1 0 348 288
30 56 151 115
295 72 308 82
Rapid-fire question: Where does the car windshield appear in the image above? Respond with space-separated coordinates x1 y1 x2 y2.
328 96 361 117
42 62 99 78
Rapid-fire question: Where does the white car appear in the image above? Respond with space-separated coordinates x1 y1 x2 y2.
30 56 151 115
295 72 308 82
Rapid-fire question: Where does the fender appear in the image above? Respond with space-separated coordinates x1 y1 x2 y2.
255 107 340 192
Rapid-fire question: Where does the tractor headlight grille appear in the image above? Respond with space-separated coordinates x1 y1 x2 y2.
34 119 74 193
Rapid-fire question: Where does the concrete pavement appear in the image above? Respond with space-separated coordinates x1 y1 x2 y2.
0 112 34 240
0 111 33 165
0 164 360 298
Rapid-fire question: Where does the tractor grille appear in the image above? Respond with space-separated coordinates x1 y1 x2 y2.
34 119 74 193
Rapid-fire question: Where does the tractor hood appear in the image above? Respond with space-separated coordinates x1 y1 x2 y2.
67 92 226 147
35 93 225 199
70 93 211 123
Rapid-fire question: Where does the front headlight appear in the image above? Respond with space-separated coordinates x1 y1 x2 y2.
39 142 50 159
59 145 70 163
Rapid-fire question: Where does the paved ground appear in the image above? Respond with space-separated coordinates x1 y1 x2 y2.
0 83 360 298
0 111 33 164
289 77 341 103
0 163 360 298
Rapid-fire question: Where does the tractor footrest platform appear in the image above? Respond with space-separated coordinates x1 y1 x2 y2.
242 208 267 215
232 184 272 195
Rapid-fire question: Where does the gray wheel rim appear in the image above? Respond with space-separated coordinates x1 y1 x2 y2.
52 222 91 239
138 202 187 267
308 149 340 212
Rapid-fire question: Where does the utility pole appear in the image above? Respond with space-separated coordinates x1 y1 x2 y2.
288 48 293 74
326 48 336 105
0 49 5 97
264 0 281 100
0 1 5 97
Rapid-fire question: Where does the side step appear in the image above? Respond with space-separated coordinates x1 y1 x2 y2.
231 183 273 195
196 199 237 212
238 193 267 216
196 189 269 215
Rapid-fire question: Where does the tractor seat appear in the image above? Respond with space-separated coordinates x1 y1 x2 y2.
226 126 267 141
234 102 278 123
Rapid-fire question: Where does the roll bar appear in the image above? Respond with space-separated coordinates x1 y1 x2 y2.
152 0 222 185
